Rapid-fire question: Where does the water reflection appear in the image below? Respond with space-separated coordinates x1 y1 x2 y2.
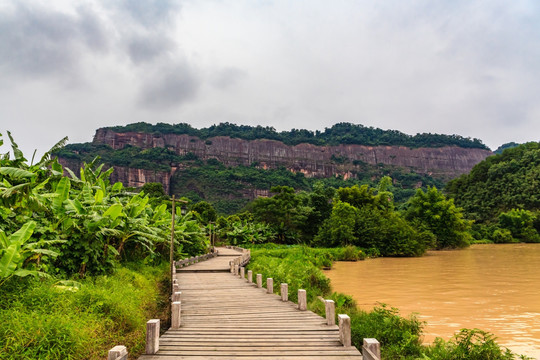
323 244 540 358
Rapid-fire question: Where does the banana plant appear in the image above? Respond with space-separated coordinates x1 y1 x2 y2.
0 221 62 287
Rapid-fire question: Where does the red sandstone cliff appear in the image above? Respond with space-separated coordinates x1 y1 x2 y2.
93 128 492 181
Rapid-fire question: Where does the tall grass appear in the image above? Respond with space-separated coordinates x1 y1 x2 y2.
0 264 169 360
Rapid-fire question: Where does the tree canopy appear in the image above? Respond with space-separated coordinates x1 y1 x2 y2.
105 121 489 149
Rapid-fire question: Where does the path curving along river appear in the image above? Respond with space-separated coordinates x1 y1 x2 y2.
323 244 540 358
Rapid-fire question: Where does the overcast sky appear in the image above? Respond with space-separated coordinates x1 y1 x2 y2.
1 0 539 157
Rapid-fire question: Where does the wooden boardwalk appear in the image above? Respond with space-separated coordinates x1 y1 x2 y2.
138 247 364 360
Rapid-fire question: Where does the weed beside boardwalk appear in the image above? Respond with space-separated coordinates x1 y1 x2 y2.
0 264 169 360
246 245 531 360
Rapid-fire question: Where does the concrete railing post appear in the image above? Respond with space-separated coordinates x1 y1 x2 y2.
108 345 128 360
171 301 181 329
325 300 335 326
267 278 273 294
281 283 288 302
173 291 182 302
145 319 160 354
247 270 253 283
338 314 351 347
256 274 262 288
240 266 245 279
298 289 307 311
363 338 381 360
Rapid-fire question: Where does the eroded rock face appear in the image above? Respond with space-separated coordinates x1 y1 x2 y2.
93 128 492 181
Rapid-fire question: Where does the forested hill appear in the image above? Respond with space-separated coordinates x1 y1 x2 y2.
105 122 489 149
446 142 540 223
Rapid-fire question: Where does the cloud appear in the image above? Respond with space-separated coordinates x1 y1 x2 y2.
211 67 247 89
127 34 175 64
0 2 108 79
139 63 200 109
117 0 180 28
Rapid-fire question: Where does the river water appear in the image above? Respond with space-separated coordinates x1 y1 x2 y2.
323 244 540 358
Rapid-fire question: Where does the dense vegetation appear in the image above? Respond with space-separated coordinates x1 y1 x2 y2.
106 121 489 149
56 142 443 214
0 265 168 359
246 246 529 359
446 142 540 243
55 143 197 172
208 179 471 257
0 132 210 358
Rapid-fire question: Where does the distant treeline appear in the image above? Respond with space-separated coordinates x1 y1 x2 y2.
105 122 489 149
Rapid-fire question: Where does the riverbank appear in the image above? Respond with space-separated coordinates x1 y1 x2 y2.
324 244 540 359
247 244 534 359
0 263 170 360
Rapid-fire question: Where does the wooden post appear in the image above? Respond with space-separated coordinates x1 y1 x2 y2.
298 289 307 311
240 266 245 279
173 291 182 302
171 301 181 329
145 319 160 354
363 338 381 360
267 278 273 294
338 314 351 347
173 283 179 293
230 261 234 273
169 196 176 316
108 345 128 360
281 283 288 302
256 274 262 288
234 264 239 276
247 270 253 283
325 300 335 325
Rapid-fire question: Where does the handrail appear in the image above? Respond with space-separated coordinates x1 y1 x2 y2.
173 250 219 269
227 246 251 272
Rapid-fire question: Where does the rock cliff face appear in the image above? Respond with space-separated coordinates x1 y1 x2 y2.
93 128 492 182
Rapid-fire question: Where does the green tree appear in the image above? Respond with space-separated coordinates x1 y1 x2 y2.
251 186 312 243
405 187 472 249
498 209 540 242
315 201 359 246
191 201 217 224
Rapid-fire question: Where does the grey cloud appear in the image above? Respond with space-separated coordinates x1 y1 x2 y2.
211 67 247 89
139 64 200 109
0 2 108 78
127 34 174 64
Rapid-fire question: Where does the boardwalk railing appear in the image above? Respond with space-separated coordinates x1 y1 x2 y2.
173 250 218 271
232 246 382 360
228 247 251 274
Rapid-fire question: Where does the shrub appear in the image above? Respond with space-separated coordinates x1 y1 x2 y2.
424 328 531 360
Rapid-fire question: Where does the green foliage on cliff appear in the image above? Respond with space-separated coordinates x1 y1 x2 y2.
445 142 540 243
446 142 540 223
105 121 489 149
54 143 200 172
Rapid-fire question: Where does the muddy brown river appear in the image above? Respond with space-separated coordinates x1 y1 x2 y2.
323 244 540 358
